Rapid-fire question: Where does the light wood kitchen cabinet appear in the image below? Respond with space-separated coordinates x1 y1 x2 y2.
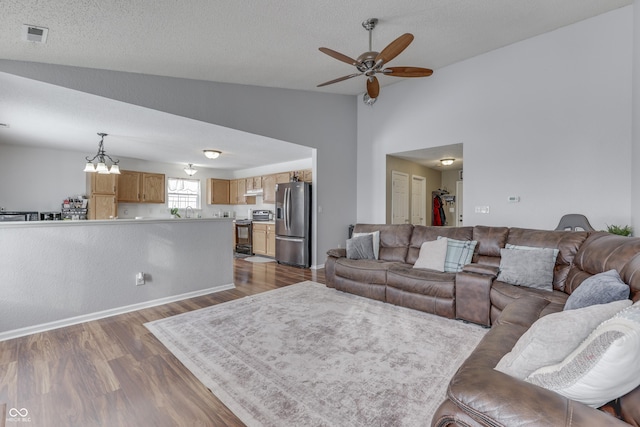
252 223 267 255
118 170 142 202
245 177 254 191
266 223 276 257
88 173 118 219
302 169 312 182
117 170 165 204
229 179 246 205
275 172 291 184
90 194 117 219
206 178 230 204
91 173 118 195
141 173 165 203
253 176 262 189
262 174 276 204
252 223 275 257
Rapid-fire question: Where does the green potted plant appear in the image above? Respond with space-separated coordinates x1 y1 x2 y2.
606 224 632 236
170 207 181 218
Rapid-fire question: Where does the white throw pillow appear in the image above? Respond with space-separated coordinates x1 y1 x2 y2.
413 238 448 272
525 301 640 408
352 231 380 259
495 299 632 379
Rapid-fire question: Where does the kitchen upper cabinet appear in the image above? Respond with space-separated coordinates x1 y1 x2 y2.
142 173 165 203
245 177 254 191
91 173 117 195
229 179 249 205
262 174 276 204
275 172 290 184
253 176 262 189
206 179 230 204
118 170 142 202
117 170 165 203
301 169 312 183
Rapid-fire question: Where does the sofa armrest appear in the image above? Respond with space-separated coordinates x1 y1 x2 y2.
434 297 627 426
461 263 499 277
455 270 497 326
326 248 346 258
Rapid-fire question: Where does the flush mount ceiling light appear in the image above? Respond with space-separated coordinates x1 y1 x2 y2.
203 149 221 159
440 158 455 166
83 133 120 174
184 163 198 176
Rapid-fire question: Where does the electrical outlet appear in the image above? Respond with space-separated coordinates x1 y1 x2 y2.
136 272 145 286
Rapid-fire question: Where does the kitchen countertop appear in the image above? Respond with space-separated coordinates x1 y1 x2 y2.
0 217 234 228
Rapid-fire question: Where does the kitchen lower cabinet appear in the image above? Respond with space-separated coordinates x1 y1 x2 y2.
90 194 117 220
252 223 268 255
266 224 276 257
252 223 276 257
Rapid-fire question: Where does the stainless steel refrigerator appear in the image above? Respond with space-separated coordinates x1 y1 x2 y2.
275 181 311 267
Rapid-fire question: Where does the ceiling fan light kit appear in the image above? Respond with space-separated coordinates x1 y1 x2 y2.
318 18 433 104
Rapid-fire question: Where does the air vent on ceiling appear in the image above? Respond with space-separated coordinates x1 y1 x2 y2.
22 24 48 43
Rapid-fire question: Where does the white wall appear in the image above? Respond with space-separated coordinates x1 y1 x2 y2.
0 218 234 338
633 1 640 232
0 62 358 263
358 7 634 231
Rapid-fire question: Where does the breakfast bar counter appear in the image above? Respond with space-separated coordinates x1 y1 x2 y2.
0 217 235 340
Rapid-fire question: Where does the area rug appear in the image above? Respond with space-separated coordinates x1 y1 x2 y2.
243 256 276 263
145 281 487 426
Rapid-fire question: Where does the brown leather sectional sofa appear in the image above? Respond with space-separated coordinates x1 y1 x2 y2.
324 223 640 426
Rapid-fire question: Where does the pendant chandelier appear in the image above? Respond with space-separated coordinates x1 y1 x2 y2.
83 133 120 174
184 163 198 176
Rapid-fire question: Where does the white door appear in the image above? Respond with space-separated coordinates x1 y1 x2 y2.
391 171 409 224
456 180 464 227
411 175 426 225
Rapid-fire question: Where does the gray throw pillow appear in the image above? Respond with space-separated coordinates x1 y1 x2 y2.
346 234 375 260
564 269 630 310
497 248 556 291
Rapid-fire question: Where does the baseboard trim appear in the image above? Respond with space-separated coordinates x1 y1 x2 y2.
310 263 325 270
0 283 236 342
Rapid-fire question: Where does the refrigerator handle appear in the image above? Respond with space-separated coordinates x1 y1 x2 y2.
285 187 291 230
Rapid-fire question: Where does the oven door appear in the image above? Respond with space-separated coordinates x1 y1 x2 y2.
235 222 253 254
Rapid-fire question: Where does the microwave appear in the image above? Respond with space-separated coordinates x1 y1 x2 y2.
0 211 39 222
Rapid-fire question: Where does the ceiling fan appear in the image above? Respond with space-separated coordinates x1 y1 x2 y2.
317 18 433 103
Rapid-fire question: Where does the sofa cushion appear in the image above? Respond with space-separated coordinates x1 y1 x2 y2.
387 263 456 298
564 269 630 310
506 228 589 291
495 299 632 379
491 281 569 312
353 224 413 262
413 238 448 271
526 301 640 408
406 226 473 264
334 258 395 285
497 248 556 291
438 237 477 272
352 231 380 259
346 234 375 260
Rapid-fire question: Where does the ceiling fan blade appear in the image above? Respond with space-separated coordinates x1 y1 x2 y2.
317 73 362 87
375 33 414 66
318 47 360 66
366 76 380 99
384 67 433 77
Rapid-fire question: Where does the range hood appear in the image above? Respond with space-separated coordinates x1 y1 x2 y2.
244 188 263 197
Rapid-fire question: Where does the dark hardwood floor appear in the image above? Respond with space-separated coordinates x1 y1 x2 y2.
0 259 325 427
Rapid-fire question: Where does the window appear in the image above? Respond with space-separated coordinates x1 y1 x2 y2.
167 177 200 209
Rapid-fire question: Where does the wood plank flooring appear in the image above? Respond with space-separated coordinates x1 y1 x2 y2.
0 259 325 427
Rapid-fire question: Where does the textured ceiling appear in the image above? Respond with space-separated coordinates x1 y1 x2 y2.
0 0 632 168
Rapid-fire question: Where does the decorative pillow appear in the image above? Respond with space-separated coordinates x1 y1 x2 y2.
413 238 448 272
497 248 556 291
346 234 375 260
437 237 477 273
495 299 632 379
526 301 640 408
505 243 560 264
564 270 630 311
352 231 380 259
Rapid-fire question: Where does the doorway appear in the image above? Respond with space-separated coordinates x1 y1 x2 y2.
391 171 409 224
